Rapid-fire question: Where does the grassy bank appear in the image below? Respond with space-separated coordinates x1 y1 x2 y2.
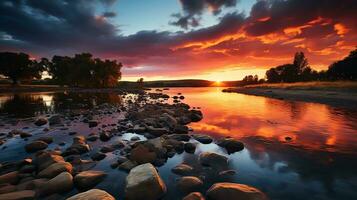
223 81 357 108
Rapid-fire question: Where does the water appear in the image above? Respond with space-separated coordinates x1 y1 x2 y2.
0 87 357 200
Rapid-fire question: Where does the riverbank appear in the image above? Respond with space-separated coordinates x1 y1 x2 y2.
222 81 357 108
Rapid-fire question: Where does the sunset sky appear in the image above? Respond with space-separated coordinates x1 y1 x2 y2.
1 0 356 81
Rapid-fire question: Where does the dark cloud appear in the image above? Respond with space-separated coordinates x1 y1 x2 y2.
245 0 357 36
171 0 238 29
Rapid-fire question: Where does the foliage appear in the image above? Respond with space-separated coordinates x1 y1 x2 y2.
327 48 357 80
0 52 44 84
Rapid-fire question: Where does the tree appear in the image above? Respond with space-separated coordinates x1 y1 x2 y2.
0 52 44 84
293 51 309 74
327 47 357 80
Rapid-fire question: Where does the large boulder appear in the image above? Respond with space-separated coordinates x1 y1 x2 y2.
25 141 48 153
176 176 203 193
37 172 73 197
125 163 166 200
183 192 205 200
199 152 228 168
0 190 36 200
33 152 65 171
37 162 73 178
206 183 267 200
74 171 106 190
66 189 115 200
216 138 244 154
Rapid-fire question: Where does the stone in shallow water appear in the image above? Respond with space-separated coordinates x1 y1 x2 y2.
192 134 213 144
183 192 205 200
176 176 203 194
34 118 48 126
199 152 228 168
171 163 194 176
206 183 268 200
216 138 244 154
0 190 36 200
66 189 115 200
25 141 48 153
37 172 73 197
74 170 107 190
37 162 73 179
125 163 166 200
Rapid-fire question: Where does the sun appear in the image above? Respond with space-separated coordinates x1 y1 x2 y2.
214 80 222 86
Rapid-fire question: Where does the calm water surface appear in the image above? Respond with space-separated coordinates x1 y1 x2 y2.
0 87 356 200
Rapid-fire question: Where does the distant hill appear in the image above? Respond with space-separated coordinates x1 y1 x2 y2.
119 79 244 87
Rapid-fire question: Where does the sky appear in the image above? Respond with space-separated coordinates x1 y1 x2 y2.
0 0 356 81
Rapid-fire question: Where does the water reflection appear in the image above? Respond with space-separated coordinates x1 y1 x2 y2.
0 88 356 199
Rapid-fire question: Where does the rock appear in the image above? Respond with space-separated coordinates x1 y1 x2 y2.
48 115 62 126
171 164 194 176
130 136 140 141
20 132 32 138
66 189 115 200
177 176 203 193
133 125 146 133
174 125 189 134
147 126 168 137
34 118 48 126
88 120 98 128
25 141 48 153
62 136 90 156
216 138 244 154
87 135 99 142
37 172 73 197
206 183 267 200
168 134 191 142
37 162 73 178
199 152 228 168
33 152 65 171
183 192 205 200
192 135 212 144
74 171 106 190
100 132 111 141
160 113 177 128
130 144 157 164
125 163 166 200
184 143 196 153
118 160 137 172
0 171 19 185
190 110 203 122
0 190 36 200
36 136 53 144
0 184 16 194
100 146 115 153
91 152 106 161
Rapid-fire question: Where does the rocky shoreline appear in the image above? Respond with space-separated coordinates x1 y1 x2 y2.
0 89 268 200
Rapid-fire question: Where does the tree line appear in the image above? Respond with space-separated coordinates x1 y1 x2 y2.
0 52 122 87
265 48 357 83
241 47 357 84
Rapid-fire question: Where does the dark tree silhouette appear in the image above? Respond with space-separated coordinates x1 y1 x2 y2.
328 48 357 80
0 52 44 84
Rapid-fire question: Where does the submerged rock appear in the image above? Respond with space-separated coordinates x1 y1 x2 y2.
176 176 203 193
206 183 267 200
62 136 90 156
25 141 48 153
199 152 228 168
171 164 194 176
0 171 19 185
125 163 166 200
192 134 213 144
216 138 244 154
67 189 115 200
74 171 106 190
129 144 157 164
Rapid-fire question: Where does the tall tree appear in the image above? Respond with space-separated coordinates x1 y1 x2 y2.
0 52 44 84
